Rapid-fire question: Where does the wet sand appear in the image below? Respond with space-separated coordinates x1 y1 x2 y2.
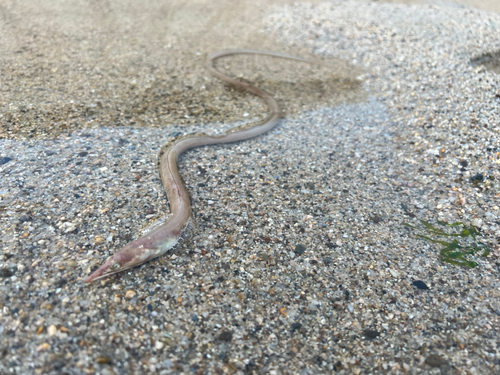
376 0 500 13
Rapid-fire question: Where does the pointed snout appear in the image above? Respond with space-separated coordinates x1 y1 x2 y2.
83 259 113 283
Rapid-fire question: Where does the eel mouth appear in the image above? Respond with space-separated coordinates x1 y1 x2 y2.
83 260 115 283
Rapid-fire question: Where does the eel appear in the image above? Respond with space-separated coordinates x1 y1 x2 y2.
84 49 315 283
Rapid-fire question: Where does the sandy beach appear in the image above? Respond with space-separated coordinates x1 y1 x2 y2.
1 0 499 374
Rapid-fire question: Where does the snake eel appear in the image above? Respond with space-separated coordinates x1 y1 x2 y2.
84 49 316 283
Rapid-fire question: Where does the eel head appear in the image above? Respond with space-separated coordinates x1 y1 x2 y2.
83 236 177 283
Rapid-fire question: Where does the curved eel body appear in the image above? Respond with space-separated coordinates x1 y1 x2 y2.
84 49 314 283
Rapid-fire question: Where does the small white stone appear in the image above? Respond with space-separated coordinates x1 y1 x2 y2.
48 325 57 336
389 269 399 277
471 218 483 227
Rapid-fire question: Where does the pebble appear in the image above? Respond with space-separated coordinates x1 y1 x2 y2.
0 157 12 165
425 354 448 368
125 290 136 299
155 341 164 350
96 356 112 365
218 331 233 342
94 236 105 245
363 329 381 340
412 280 430 290
0 268 14 278
47 325 57 336
293 244 306 255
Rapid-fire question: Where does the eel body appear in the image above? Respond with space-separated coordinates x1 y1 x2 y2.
84 49 313 283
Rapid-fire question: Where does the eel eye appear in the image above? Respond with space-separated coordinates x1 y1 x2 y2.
111 262 120 270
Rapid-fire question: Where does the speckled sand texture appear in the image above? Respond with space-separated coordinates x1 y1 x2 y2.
1 1 500 374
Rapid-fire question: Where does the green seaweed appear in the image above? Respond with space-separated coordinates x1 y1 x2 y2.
404 220 490 268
